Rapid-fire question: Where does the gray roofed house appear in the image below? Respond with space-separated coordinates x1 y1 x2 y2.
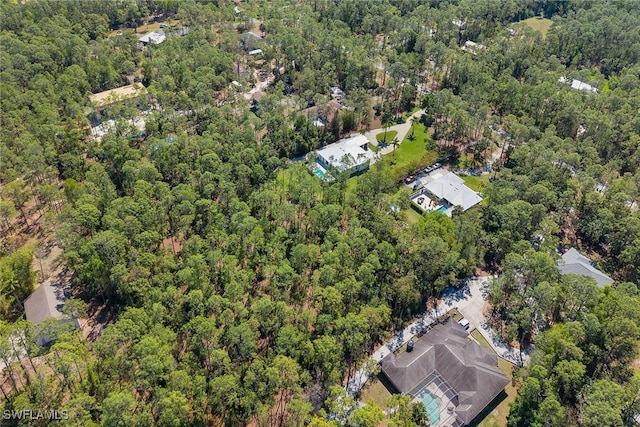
24 281 66 326
380 320 509 426
24 281 77 345
558 248 613 287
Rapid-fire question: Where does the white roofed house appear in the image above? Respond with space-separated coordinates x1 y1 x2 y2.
411 171 482 217
558 77 598 93
315 134 376 177
139 30 166 46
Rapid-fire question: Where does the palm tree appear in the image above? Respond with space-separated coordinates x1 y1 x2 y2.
380 104 392 141
408 116 417 140
391 137 400 159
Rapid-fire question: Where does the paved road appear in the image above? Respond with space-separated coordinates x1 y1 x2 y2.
346 276 531 396
364 109 425 156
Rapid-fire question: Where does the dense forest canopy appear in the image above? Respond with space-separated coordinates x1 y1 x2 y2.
0 0 639 426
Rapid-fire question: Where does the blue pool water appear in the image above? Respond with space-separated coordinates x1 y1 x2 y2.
437 206 447 213
420 390 441 425
314 169 325 177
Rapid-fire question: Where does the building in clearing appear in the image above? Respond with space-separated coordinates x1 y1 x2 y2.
380 319 509 426
558 77 598 93
461 40 485 54
411 171 482 216
139 30 166 46
315 134 376 176
24 281 79 346
558 248 613 287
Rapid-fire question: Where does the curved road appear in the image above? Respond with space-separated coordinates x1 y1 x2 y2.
364 109 425 157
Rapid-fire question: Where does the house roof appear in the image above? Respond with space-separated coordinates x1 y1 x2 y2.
571 80 597 93
139 30 166 45
245 31 262 40
559 77 598 93
381 320 509 425
424 171 483 212
559 248 613 287
316 135 375 171
24 281 66 325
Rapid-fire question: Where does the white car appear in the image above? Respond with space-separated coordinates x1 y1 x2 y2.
458 318 470 330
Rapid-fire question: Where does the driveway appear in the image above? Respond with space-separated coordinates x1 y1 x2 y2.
346 275 531 396
364 109 425 156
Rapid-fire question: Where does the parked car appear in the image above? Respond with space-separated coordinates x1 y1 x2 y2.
458 318 470 330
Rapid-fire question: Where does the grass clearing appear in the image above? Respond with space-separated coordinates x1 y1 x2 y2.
517 17 553 39
376 130 398 143
448 308 464 321
403 208 422 224
107 19 182 38
368 143 380 153
384 124 438 180
463 175 490 192
360 376 392 410
470 329 492 348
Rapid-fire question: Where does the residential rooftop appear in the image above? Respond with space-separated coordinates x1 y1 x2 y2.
24 281 66 325
315 134 375 173
139 30 166 45
412 171 482 216
380 319 509 426
558 248 613 287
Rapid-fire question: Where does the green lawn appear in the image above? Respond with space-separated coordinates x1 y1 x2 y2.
385 124 438 180
517 17 553 39
107 19 182 37
368 142 380 153
463 175 490 192
376 130 398 143
449 308 464 322
400 106 422 122
470 329 491 348
346 175 359 193
402 208 422 224
360 376 393 410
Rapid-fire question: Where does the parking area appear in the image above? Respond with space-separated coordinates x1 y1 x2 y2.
403 162 443 189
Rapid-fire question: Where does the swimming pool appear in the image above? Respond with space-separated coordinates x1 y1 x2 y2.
314 169 325 178
430 205 448 214
419 390 441 425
